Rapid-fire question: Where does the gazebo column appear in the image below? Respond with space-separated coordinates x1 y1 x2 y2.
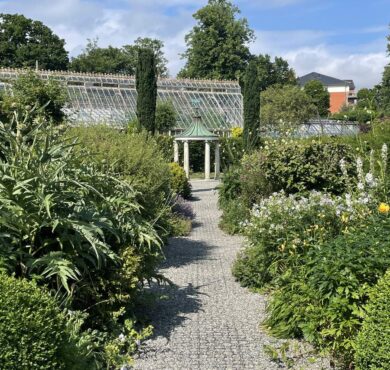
204 140 211 180
183 140 190 178
173 140 179 163
214 142 220 180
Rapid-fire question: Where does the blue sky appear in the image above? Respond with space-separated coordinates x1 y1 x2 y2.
0 0 389 87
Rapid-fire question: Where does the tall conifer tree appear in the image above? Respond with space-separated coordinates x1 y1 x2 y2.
136 48 157 134
242 60 260 150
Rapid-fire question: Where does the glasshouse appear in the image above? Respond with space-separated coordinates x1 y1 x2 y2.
0 68 243 132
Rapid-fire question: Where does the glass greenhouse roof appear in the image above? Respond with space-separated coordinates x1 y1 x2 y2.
0 68 243 131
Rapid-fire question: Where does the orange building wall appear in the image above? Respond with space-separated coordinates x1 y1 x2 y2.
329 92 347 113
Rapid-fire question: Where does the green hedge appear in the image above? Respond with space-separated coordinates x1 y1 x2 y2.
0 275 78 369
355 270 390 370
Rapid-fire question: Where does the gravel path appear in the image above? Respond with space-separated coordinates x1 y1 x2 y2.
134 180 330 370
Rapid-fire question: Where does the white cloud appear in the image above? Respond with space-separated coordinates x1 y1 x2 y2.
285 45 387 88
251 29 388 88
0 0 387 86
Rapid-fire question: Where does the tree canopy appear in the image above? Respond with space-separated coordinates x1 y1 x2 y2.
70 38 169 77
155 100 177 133
260 85 316 134
178 0 255 80
379 29 390 113
252 54 296 91
0 13 69 70
303 80 330 117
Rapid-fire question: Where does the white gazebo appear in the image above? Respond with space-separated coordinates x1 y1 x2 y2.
174 109 220 180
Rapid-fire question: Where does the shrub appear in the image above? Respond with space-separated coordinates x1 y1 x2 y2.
355 270 390 370
169 162 192 199
240 139 356 203
0 274 83 369
233 190 371 288
0 71 67 125
0 120 162 321
69 126 171 226
265 215 390 366
220 136 244 170
155 134 174 162
219 198 248 235
155 100 177 133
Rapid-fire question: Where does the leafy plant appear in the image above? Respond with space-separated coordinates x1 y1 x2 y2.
0 116 162 315
0 274 91 369
354 270 390 370
169 162 192 199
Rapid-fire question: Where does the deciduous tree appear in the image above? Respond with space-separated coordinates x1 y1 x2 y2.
303 80 330 117
178 0 254 80
260 85 316 134
70 38 169 76
253 54 296 91
0 13 69 70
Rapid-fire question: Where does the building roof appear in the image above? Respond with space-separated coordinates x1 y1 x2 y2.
175 117 219 141
298 72 354 89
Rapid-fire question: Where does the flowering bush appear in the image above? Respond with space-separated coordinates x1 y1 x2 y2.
233 189 373 288
233 144 390 367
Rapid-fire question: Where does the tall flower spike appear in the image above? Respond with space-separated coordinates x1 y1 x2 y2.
381 144 388 173
370 149 375 175
356 157 364 184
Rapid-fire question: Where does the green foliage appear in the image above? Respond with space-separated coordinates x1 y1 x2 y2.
218 166 248 234
123 37 169 77
155 134 174 162
69 126 171 231
0 13 69 70
0 275 89 369
303 80 330 117
70 38 169 77
332 105 376 123
169 162 192 199
378 28 390 113
136 48 157 134
251 54 296 91
242 60 261 150
380 65 390 114
0 119 162 319
357 87 380 111
266 216 390 366
260 85 316 134
167 214 192 237
355 270 390 370
240 140 356 203
156 100 177 133
178 0 254 80
70 39 133 74
0 71 68 124
220 136 245 169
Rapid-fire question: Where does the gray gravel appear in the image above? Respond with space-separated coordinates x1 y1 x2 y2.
134 180 331 370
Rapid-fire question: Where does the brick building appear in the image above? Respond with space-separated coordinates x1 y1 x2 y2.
298 72 357 113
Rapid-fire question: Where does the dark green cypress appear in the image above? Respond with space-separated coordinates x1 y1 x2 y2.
136 48 157 134
242 60 260 150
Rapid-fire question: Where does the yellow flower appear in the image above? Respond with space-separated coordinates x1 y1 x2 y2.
378 203 390 214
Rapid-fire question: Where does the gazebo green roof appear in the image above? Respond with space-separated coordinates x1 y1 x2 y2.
175 119 219 141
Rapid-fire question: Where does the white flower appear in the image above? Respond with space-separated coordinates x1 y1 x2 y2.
118 334 126 342
365 172 377 188
357 182 364 191
356 157 364 183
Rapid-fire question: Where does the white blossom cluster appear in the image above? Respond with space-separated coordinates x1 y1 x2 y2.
245 189 373 235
